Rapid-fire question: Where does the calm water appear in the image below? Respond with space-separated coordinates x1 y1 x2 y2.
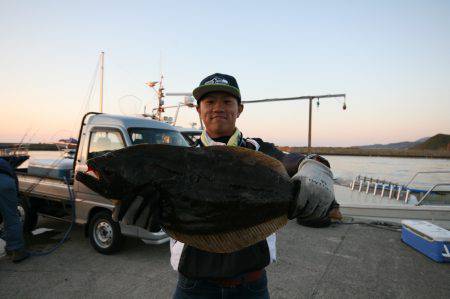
323 155 450 189
23 151 450 189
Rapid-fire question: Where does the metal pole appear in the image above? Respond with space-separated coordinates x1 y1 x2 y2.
173 103 183 125
242 94 345 104
308 98 312 154
164 92 346 144
99 52 104 113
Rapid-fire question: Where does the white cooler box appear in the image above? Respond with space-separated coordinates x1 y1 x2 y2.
28 158 73 180
401 220 450 263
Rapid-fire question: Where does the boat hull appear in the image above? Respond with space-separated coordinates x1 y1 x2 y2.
335 184 450 229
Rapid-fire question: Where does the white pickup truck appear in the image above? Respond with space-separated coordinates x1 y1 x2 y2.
16 112 192 254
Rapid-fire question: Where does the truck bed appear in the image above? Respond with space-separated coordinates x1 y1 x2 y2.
17 170 71 201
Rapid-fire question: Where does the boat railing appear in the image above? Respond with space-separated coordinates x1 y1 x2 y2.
404 171 450 188
417 183 450 206
350 173 450 204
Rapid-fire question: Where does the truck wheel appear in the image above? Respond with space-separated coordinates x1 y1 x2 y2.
88 211 123 254
18 199 38 233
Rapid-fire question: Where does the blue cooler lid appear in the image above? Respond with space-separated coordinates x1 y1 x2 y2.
402 220 450 242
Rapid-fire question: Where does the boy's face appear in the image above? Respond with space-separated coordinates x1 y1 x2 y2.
196 91 244 138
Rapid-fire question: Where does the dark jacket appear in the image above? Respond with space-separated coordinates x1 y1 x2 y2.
0 158 19 190
177 137 308 279
178 136 335 278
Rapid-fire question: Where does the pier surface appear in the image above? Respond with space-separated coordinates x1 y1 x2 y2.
1 219 449 298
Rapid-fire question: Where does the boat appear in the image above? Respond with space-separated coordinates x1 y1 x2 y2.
0 147 30 168
54 138 78 150
335 171 450 229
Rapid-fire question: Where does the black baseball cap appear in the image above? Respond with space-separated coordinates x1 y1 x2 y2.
193 73 241 104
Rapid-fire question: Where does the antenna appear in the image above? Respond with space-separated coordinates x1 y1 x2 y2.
99 51 104 112
145 77 165 120
144 52 166 120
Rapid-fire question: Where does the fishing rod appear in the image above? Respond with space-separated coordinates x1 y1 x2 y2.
12 127 32 155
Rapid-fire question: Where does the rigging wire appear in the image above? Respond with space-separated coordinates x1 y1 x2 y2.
107 54 162 112
108 59 158 114
69 57 100 137
13 127 32 154
109 60 147 92
117 94 144 115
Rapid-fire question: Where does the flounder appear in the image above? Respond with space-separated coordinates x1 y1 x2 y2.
76 144 296 252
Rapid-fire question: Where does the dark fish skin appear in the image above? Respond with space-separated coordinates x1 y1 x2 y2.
76 144 294 234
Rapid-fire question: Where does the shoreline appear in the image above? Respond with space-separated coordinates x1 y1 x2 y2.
0 143 58 151
278 146 450 159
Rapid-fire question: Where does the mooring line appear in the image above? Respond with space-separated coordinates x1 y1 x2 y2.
309 224 351 298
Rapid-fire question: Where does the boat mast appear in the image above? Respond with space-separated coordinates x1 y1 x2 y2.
157 75 165 120
99 51 104 112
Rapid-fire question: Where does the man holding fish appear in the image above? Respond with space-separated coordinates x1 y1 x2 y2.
76 73 341 299
170 73 341 298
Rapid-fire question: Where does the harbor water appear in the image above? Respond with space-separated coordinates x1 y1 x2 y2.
323 155 450 189
22 151 450 190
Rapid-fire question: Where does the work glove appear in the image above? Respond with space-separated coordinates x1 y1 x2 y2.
288 157 340 226
112 185 162 232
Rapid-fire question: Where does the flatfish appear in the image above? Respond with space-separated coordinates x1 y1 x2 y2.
76 144 295 252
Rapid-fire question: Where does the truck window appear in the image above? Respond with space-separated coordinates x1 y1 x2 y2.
88 130 125 159
128 128 189 147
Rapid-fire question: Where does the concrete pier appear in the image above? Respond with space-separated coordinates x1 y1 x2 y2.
1 219 449 298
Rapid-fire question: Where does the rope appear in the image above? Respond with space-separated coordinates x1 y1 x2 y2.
310 219 401 297
310 224 350 297
337 218 402 232
27 176 76 256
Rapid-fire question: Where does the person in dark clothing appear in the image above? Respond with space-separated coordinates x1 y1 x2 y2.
171 73 341 299
0 158 30 263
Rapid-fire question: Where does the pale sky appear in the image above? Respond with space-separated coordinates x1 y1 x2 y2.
1 0 449 146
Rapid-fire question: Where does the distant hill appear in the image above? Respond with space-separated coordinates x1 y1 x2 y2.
411 134 450 150
355 137 429 149
280 134 450 158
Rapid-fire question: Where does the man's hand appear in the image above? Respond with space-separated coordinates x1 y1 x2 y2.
113 185 162 232
288 158 340 226
328 207 342 221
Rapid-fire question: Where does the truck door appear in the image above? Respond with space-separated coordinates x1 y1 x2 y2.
75 128 126 221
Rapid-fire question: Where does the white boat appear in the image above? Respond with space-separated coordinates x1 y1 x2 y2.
335 171 450 229
54 138 78 150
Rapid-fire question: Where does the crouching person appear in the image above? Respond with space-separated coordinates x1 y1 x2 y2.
0 158 29 263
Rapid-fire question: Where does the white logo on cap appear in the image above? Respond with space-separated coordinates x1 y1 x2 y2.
205 76 229 85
